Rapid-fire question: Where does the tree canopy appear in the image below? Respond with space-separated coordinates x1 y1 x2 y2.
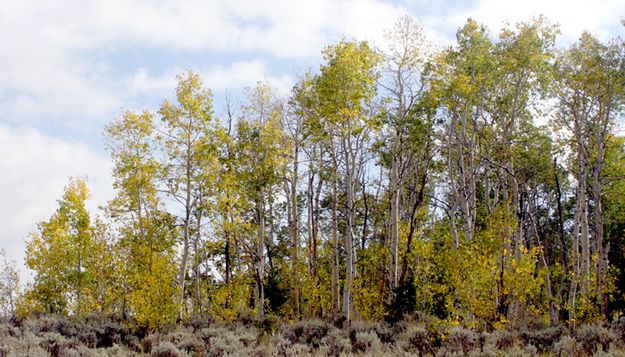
18 16 625 331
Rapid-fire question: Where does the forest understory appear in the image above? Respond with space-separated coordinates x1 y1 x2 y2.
1 314 625 356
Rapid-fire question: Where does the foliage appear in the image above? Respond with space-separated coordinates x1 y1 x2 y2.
16 14 625 338
22 178 106 317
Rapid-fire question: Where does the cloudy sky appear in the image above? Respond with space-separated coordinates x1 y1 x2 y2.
1 0 623 280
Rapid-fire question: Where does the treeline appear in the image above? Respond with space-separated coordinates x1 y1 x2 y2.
11 16 625 331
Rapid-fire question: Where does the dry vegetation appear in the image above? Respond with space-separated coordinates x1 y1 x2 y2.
1 314 625 356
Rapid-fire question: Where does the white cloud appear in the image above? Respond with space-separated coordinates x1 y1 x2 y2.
428 0 624 44
0 0 410 57
124 68 180 97
123 61 295 104
0 0 408 128
0 124 113 282
0 3 121 129
202 60 295 95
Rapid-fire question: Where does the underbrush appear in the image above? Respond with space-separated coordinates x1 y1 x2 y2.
1 315 624 356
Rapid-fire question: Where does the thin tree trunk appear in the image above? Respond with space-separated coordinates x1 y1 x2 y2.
553 158 568 273
399 171 428 286
343 144 354 322
289 144 300 317
389 131 400 292
307 160 316 277
193 228 201 317
178 164 192 317
568 182 583 328
256 199 265 319
529 202 557 324
313 176 322 275
331 167 340 314
593 113 608 317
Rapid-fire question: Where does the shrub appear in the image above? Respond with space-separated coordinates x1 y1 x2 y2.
124 334 143 353
348 320 394 345
198 326 228 343
351 331 381 354
503 344 537 357
603 349 625 357
55 318 83 338
282 343 310 356
157 330 203 353
611 317 625 342
151 341 188 357
487 329 517 351
2 335 48 357
553 335 581 357
576 323 617 354
446 327 478 355
373 323 395 344
72 344 109 357
0 323 17 338
177 334 203 353
235 326 258 347
206 330 249 356
386 274 417 323
39 331 68 356
284 319 330 348
143 333 162 354
3 331 46 357
398 325 440 355
468 346 498 357
330 314 347 329
320 328 350 357
258 314 280 335
103 344 136 357
188 316 215 332
77 330 96 348
96 321 127 348
519 325 564 353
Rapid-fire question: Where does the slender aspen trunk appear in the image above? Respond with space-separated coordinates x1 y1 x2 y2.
331 169 340 313
593 112 608 316
389 131 400 292
343 147 354 322
178 160 192 317
289 144 300 317
256 199 265 319
307 161 316 277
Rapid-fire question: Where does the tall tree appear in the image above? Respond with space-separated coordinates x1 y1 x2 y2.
432 19 494 246
379 15 433 296
105 109 178 328
315 40 381 322
294 73 330 316
284 78 311 318
236 82 288 319
433 17 557 322
158 71 219 318
24 178 98 316
553 32 625 319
